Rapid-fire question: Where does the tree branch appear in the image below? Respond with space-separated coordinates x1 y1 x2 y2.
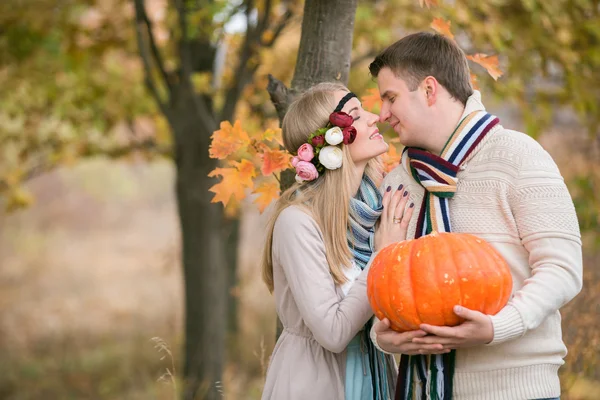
134 0 168 112
174 0 194 83
134 0 171 90
219 0 294 123
261 9 294 47
266 74 294 123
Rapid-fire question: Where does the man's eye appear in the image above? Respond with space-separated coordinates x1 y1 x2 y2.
390 97 396 104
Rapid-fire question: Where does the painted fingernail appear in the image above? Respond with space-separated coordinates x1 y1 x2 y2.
410 202 414 208
386 186 391 192
398 184 404 191
403 190 408 197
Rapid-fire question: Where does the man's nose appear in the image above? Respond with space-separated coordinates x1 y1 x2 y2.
379 104 390 122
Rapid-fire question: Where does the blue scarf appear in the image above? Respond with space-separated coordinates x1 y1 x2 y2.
347 175 390 399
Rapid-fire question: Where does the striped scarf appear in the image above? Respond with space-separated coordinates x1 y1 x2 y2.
395 110 499 400
348 175 391 399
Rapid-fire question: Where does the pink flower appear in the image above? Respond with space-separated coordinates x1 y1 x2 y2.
297 143 314 162
311 135 325 147
291 156 300 167
342 126 357 145
295 161 319 182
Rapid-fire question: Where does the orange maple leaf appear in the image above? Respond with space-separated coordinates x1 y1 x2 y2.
262 128 284 146
261 148 291 176
431 18 454 40
467 54 503 81
382 143 402 173
207 159 256 206
361 88 382 113
253 180 280 213
419 0 438 8
470 72 480 90
209 120 251 160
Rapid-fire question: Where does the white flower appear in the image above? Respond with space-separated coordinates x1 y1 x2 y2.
318 146 343 170
295 174 304 183
324 126 343 145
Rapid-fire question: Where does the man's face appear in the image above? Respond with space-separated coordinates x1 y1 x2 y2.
377 67 429 147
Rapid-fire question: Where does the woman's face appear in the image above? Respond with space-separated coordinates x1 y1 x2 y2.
333 90 389 168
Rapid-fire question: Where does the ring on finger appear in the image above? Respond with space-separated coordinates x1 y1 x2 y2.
393 216 402 224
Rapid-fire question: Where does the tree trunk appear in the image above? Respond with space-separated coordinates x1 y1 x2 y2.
291 0 358 90
224 217 240 337
168 86 226 400
267 0 359 341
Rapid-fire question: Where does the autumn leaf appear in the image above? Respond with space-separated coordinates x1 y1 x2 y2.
361 88 382 113
467 54 503 81
209 120 251 160
261 30 274 44
419 0 438 8
262 128 283 145
5 187 34 212
261 148 291 176
253 180 280 213
470 72 480 90
207 159 256 207
431 18 454 40
382 142 402 173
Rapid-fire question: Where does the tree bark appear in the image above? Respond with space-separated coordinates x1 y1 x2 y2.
291 0 358 90
165 85 226 400
267 0 359 341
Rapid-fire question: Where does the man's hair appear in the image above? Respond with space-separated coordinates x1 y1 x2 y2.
369 32 473 105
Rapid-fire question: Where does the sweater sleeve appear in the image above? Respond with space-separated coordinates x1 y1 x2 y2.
272 207 374 353
489 138 583 345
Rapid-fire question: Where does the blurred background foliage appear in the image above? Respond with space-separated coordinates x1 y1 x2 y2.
0 0 598 399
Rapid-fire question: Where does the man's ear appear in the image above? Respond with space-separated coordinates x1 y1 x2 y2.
422 76 438 107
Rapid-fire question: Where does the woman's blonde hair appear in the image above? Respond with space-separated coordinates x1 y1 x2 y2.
262 82 384 293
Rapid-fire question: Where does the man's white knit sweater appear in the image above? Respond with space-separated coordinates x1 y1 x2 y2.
372 91 583 400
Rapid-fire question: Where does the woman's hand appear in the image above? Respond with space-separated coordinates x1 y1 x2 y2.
374 184 414 252
374 318 450 355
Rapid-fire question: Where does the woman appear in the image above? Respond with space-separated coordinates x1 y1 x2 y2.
261 82 415 400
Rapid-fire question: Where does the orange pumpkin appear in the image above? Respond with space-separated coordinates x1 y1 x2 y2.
367 232 512 332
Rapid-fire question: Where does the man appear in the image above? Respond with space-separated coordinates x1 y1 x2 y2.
368 32 583 400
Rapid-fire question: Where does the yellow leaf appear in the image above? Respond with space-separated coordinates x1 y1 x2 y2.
209 120 251 160
361 88 382 113
431 18 454 40
5 187 34 212
467 54 503 81
382 143 402 173
253 180 280 213
262 128 284 146
261 148 291 176
261 30 274 44
470 72 480 90
207 159 256 206
250 127 284 146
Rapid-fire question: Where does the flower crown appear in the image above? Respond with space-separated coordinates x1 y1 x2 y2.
292 92 357 183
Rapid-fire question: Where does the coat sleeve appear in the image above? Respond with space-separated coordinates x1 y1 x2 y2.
272 207 374 353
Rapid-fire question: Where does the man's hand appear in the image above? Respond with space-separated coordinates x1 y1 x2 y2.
412 305 494 349
374 318 451 355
